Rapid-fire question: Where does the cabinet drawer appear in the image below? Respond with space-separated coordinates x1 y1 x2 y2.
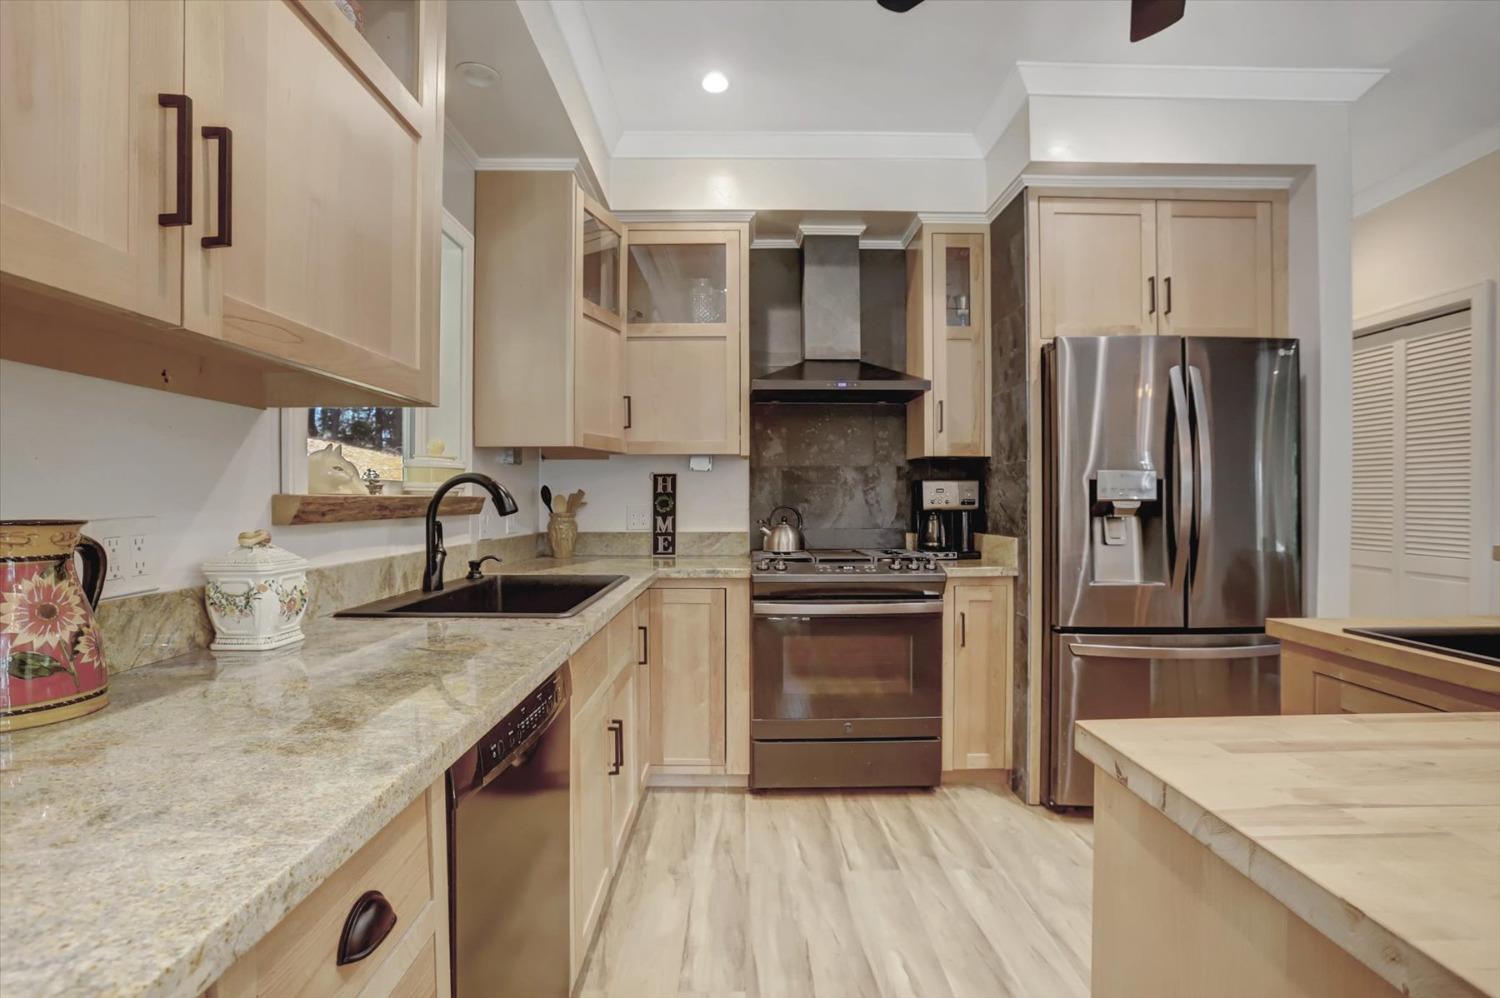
1312 674 1436 715
213 788 438 997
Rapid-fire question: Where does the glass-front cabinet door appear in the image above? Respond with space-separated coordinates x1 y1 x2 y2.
621 227 744 454
931 232 988 457
573 190 626 452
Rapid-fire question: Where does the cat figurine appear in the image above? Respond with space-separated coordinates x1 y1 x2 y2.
308 443 365 495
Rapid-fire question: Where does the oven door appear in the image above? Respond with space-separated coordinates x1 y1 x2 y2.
751 598 943 740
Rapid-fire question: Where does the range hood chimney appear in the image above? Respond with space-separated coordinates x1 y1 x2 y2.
750 233 930 403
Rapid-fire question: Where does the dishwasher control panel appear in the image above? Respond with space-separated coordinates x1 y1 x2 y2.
481 672 564 774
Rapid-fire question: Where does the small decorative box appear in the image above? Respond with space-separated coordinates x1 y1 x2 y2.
202 530 310 651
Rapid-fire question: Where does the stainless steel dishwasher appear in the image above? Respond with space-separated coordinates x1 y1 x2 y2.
447 667 570 998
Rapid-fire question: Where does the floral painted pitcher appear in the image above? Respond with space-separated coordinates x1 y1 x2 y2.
0 520 109 731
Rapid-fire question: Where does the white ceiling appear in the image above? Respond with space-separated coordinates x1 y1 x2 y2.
570 0 1500 196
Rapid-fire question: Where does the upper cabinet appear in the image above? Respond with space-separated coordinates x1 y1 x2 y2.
472 185 747 456
623 225 747 456
0 0 446 408
907 223 991 458
473 172 627 455
1036 196 1283 340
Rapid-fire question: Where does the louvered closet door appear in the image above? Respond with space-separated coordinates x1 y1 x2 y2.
1351 308 1494 615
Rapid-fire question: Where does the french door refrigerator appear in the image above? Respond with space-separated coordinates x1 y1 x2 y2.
1043 336 1301 808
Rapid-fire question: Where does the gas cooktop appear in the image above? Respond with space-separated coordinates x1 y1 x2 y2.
751 548 945 580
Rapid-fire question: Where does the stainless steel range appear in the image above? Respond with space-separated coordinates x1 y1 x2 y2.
750 549 946 790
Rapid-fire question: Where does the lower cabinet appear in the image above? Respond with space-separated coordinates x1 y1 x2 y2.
206 780 450 998
648 586 727 770
945 578 1015 771
1280 645 1499 714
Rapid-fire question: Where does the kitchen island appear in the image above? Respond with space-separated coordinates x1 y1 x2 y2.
1078 712 1500 998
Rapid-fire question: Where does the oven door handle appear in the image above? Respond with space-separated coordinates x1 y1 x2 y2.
753 601 943 617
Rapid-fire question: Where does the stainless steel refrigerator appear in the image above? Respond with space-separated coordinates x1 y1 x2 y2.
1042 336 1301 808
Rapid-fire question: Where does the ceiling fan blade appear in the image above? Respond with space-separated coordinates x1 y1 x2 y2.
1130 0 1185 41
877 0 926 11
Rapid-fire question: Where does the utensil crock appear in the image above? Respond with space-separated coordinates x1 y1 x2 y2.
0 520 109 731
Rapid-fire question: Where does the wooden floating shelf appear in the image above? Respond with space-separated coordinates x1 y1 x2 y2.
271 493 485 525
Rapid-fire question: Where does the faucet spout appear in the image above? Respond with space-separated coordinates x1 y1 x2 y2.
423 472 520 592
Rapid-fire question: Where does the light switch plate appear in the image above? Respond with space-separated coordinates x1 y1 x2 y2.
84 516 159 599
625 504 650 532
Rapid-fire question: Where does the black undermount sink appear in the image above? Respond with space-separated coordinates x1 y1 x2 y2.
335 574 627 619
1343 626 1500 666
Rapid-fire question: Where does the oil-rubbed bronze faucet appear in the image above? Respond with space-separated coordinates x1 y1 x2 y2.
423 473 519 592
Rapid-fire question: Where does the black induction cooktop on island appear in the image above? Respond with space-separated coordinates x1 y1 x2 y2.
1343 626 1500 666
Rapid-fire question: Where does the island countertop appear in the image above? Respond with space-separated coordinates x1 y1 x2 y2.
1077 712 1500 998
0 556 747 998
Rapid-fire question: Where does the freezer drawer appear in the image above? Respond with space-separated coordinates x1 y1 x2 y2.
1048 632 1281 808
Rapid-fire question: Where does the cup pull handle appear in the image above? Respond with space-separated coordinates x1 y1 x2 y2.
336 890 397 966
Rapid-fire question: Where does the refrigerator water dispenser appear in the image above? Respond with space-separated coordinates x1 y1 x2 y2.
1089 470 1158 584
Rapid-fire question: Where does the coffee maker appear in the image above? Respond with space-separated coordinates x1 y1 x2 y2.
912 480 982 559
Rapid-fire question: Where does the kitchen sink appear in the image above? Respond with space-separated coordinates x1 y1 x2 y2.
1343 626 1500 666
335 574 627 619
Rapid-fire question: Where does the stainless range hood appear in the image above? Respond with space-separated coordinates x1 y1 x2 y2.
750 235 929 403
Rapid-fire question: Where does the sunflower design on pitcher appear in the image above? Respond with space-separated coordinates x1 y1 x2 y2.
0 566 89 689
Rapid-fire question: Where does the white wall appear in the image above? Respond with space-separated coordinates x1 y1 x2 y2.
442 130 477 232
1353 151 1500 319
0 362 539 592
536 455 748 534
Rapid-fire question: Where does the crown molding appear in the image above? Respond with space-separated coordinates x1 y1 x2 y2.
475 156 582 172
984 169 1298 221
973 69 1029 156
917 211 987 225
611 130 981 160
614 209 756 224
857 237 908 251
798 223 867 239
1354 125 1500 216
443 119 479 169
750 237 801 250
1015 61 1387 104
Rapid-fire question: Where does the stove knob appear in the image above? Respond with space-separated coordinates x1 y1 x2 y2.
773 559 788 572
754 559 771 571
901 558 920 571
841 564 854 573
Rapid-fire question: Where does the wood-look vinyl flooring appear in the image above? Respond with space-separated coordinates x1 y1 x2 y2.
578 784 1094 998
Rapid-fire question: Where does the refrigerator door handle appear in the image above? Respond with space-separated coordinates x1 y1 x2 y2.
1187 365 1213 585
1068 642 1280 660
1167 365 1194 597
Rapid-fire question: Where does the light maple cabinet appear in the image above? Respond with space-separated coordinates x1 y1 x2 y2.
648 586 728 771
1036 196 1281 340
906 223 991 458
622 224 749 456
474 171 627 455
1 0 446 408
1279 645 1500 715
206 780 450 998
944 578 1014 771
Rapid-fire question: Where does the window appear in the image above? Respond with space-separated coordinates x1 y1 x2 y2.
284 210 474 496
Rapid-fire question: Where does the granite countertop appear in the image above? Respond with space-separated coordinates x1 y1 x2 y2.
1077 712 1500 998
0 556 747 998
1267 615 1500 692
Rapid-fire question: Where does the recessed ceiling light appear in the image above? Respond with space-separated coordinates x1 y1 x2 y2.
455 61 500 88
701 71 729 94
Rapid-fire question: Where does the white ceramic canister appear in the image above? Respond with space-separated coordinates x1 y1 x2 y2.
202 530 310 651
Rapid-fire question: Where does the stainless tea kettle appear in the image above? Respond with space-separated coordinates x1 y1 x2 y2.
758 505 804 553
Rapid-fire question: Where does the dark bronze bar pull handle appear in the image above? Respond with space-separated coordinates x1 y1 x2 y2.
960 611 967 648
201 125 232 248
637 624 648 665
336 890 397 966
1164 276 1173 316
608 720 623 775
158 94 192 226
1148 276 1156 315
937 400 944 434
624 394 632 429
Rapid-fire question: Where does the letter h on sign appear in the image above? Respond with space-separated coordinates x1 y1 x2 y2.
652 473 677 556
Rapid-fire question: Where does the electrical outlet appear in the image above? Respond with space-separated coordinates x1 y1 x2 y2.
85 517 159 599
625 504 650 532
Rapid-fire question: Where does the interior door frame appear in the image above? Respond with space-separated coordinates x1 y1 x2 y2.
1353 280 1497 612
